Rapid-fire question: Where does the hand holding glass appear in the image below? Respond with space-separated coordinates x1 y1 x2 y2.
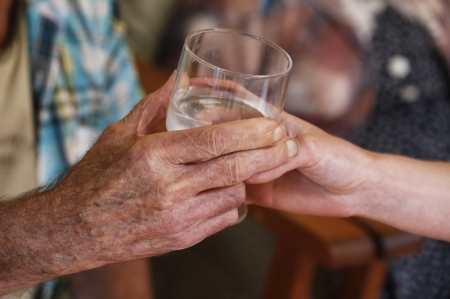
166 28 292 222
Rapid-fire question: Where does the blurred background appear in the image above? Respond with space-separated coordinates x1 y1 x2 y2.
108 0 450 298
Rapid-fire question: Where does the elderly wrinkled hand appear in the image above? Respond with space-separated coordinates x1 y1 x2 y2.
61 79 296 261
0 74 299 295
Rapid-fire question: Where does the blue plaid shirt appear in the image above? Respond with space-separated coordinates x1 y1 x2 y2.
26 0 141 184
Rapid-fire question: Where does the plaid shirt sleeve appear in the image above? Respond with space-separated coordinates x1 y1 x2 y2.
27 0 142 184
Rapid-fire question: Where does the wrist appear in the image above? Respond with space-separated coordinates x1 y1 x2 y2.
352 151 405 220
342 147 383 218
40 183 109 273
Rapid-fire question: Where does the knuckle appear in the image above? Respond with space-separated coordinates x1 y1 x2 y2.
153 194 173 211
162 132 189 163
146 137 172 165
201 127 227 157
224 155 249 185
155 170 192 201
153 180 189 212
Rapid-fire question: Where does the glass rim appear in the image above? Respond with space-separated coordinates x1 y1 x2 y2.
184 28 293 79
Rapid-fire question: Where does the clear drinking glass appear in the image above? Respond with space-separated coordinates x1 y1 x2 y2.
166 28 292 223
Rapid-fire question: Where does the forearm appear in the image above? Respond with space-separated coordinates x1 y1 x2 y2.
0 187 97 295
357 152 450 241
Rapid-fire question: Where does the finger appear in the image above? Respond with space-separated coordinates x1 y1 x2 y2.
171 208 239 250
247 131 343 184
185 137 299 193
160 183 246 235
136 71 178 135
117 71 176 136
280 111 325 138
246 130 329 184
94 184 243 263
176 183 245 226
128 209 238 257
123 71 175 125
148 118 286 164
122 183 244 242
245 156 300 184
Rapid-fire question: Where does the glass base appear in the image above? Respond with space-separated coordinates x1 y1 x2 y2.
235 203 248 224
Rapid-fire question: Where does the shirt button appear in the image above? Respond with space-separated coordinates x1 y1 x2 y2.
388 55 411 79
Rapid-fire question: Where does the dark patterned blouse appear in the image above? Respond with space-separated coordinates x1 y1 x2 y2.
349 7 450 299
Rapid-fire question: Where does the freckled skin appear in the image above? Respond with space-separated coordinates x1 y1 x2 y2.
0 74 294 295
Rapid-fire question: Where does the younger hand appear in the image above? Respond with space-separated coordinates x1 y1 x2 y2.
246 111 374 217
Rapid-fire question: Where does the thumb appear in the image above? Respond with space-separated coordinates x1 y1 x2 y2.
123 71 177 135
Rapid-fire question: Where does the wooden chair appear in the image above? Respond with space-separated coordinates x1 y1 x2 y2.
351 217 424 260
248 206 375 299
248 206 424 299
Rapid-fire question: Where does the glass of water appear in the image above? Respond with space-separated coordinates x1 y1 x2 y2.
166 28 292 222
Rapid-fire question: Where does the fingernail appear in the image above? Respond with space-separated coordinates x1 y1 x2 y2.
287 138 299 158
274 125 286 142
